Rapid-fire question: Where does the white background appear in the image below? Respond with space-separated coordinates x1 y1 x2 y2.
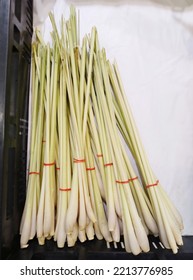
33 0 193 235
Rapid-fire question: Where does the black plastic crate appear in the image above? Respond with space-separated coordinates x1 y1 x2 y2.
0 0 192 260
0 0 32 259
6 235 193 260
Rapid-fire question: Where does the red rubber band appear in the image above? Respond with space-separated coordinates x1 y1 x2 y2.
104 162 113 167
129 176 138 182
97 154 103 158
116 177 138 184
56 167 60 170
29 172 40 175
146 180 159 189
44 162 55 166
86 167 95 171
116 179 130 184
73 158 86 163
59 188 71 192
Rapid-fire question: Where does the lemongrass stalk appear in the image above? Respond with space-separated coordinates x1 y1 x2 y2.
111 175 122 219
67 222 78 247
111 216 121 242
54 69 63 244
37 166 46 244
93 223 103 240
42 44 52 238
86 127 112 242
65 108 79 238
120 186 141 255
44 44 58 238
79 37 87 120
20 179 34 247
86 219 95 241
49 44 59 222
70 5 78 47
118 217 123 235
85 152 99 236
66 20 81 131
29 185 38 239
65 140 79 237
78 228 87 243
49 12 61 55
122 214 131 253
55 63 69 247
54 114 60 242
82 27 96 139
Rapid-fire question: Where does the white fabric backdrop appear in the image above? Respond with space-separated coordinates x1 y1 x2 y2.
33 0 193 235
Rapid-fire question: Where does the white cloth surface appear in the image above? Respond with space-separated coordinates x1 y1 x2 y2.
33 0 193 235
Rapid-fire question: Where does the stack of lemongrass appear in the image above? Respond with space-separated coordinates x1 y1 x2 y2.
20 6 183 255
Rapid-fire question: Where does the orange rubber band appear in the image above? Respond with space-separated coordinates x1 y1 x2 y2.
73 158 86 163
116 177 138 184
56 167 60 170
97 154 103 158
146 180 159 189
59 188 71 192
44 162 55 166
104 162 113 167
86 167 95 171
29 172 40 175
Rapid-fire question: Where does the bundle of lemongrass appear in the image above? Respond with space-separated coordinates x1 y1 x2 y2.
20 6 183 255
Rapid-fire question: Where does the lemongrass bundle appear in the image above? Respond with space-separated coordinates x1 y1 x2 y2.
53 60 69 248
20 6 183 255
20 42 46 248
108 61 183 253
36 42 59 245
50 8 97 244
